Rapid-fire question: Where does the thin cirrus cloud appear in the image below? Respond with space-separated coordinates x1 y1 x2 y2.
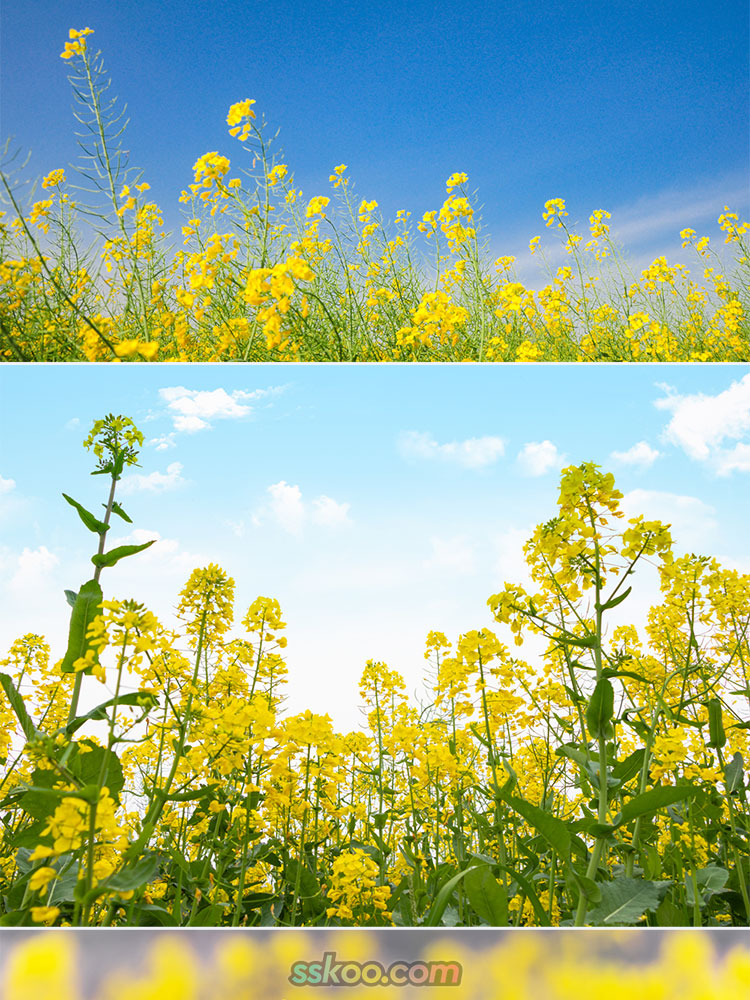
655 374 750 475
517 440 565 477
0 474 16 495
259 481 351 535
398 430 505 469
119 462 186 495
610 441 661 469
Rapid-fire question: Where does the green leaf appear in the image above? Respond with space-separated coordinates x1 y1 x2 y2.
570 870 602 905
15 786 70 820
110 500 132 523
65 691 158 735
611 748 646 785
706 698 726 749
586 678 615 739
559 633 598 649
620 784 700 824
685 866 729 907
60 579 103 674
586 877 671 925
724 753 744 795
131 903 178 926
91 539 156 568
425 866 479 926
0 672 36 740
597 586 632 613
64 589 78 608
105 853 161 892
47 857 82 905
555 745 591 769
62 493 108 534
73 745 125 798
189 903 225 926
503 793 570 856
463 864 508 925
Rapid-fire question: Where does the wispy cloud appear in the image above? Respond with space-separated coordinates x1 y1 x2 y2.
0 474 15 495
398 430 505 469
655 374 750 475
500 171 749 288
120 461 186 494
610 441 660 469
517 440 565 476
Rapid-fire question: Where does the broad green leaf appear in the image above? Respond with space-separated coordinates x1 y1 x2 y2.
91 539 156 568
105 853 161 892
463 864 508 925
620 784 699 824
73 745 125 798
60 578 103 673
555 745 590 769
685 866 729 907
47 857 82 905
570 870 602 905
0 672 36 740
611 748 646 785
586 677 615 739
586 877 671 925
724 753 744 795
131 903 178 926
503 793 570 856
62 493 108 534
64 588 78 608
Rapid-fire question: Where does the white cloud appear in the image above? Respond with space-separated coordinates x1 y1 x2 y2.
622 489 718 555
11 546 59 590
159 385 285 433
267 481 306 535
148 433 176 451
424 535 476 576
0 474 15 495
655 374 750 474
715 443 750 475
119 462 186 494
517 440 565 476
311 495 351 527
398 430 505 469
610 441 660 469
261 481 351 535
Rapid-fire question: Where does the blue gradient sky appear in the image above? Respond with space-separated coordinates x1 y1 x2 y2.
2 1 748 279
1 364 749 728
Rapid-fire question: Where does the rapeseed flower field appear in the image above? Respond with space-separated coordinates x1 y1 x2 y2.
1 415 748 928
1 28 748 362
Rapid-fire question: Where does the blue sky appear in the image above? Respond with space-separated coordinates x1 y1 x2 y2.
2 1 748 282
1 364 749 728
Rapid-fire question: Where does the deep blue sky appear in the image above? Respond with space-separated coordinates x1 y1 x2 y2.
2 1 748 272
